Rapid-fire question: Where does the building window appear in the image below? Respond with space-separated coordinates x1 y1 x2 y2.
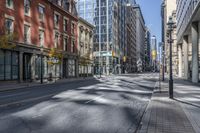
0 50 19 81
54 13 60 29
63 18 68 32
12 52 18 79
64 37 68 51
71 22 75 35
63 0 70 11
71 39 75 53
5 19 14 34
54 32 59 48
38 5 45 21
6 0 14 9
0 50 5 80
24 0 31 16
24 25 30 43
57 0 62 6
39 30 44 47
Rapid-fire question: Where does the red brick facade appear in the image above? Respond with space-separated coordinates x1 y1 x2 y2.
0 0 78 53
0 0 79 82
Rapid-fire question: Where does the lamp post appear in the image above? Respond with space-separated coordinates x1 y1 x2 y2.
40 46 44 84
162 42 165 81
167 16 175 99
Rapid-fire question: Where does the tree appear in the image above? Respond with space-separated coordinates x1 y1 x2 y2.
47 48 63 65
79 52 93 77
47 48 63 81
0 33 17 49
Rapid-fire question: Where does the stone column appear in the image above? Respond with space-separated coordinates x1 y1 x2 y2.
76 58 79 78
31 54 36 81
178 44 183 77
19 52 23 83
183 36 189 79
191 22 199 83
60 57 63 79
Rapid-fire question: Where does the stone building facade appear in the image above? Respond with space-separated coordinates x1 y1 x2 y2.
126 4 137 73
161 0 177 75
176 0 200 83
0 0 78 82
134 4 146 72
78 17 94 76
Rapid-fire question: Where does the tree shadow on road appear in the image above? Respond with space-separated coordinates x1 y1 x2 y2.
0 76 155 133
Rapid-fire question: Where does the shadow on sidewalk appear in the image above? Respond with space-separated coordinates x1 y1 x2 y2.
173 98 200 109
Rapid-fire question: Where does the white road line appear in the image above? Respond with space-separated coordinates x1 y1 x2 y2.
0 91 30 98
84 95 104 104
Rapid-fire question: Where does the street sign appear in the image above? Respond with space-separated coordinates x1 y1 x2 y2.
93 51 112 57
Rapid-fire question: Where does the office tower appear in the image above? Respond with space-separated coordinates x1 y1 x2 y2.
145 27 151 71
151 35 157 71
77 0 136 74
126 3 137 73
161 0 177 75
134 4 146 72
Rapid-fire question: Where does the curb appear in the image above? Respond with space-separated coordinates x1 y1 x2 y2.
135 80 159 133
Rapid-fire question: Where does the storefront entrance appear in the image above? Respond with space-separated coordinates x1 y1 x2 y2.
23 53 32 81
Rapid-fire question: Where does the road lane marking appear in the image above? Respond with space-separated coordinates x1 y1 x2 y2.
84 95 104 104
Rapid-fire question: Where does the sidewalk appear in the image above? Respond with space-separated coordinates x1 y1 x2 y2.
137 78 200 133
0 76 95 92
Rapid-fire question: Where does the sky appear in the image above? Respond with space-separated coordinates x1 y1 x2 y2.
136 0 162 43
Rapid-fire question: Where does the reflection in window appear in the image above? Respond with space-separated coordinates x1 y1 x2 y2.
12 52 18 79
6 0 14 9
68 59 75 76
5 19 13 34
0 50 19 80
24 0 31 15
0 50 4 80
5 51 11 80
54 13 60 28
39 5 45 21
24 25 30 43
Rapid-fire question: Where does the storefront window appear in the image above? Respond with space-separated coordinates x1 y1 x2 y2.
0 50 4 80
5 51 11 80
43 57 48 78
0 50 19 80
68 59 75 77
12 52 19 79
35 56 49 79
35 56 40 78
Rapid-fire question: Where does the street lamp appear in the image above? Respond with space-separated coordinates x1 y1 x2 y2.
162 43 165 81
40 46 44 84
167 16 175 99
159 42 165 81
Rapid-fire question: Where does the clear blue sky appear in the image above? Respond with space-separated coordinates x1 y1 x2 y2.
136 0 162 43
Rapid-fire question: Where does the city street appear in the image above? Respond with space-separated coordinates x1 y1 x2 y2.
0 73 158 133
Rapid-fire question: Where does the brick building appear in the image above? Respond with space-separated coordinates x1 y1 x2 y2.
0 0 78 82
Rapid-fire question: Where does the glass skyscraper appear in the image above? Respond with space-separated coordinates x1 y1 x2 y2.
77 0 135 74
77 0 95 25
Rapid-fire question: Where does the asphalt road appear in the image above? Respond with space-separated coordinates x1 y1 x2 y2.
0 73 158 133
